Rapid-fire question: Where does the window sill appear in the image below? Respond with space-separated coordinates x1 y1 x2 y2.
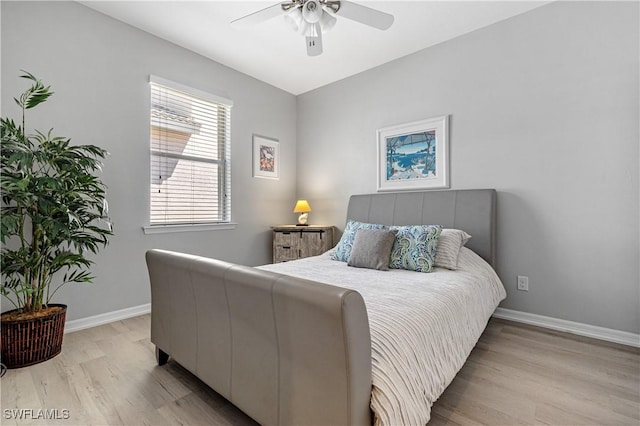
143 222 237 235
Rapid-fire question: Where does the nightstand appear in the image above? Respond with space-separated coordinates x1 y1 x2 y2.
272 225 334 263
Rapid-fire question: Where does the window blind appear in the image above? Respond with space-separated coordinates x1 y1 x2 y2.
149 76 232 226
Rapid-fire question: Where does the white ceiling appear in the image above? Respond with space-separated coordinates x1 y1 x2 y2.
80 1 549 95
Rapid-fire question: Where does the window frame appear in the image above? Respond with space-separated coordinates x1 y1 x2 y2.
143 75 235 234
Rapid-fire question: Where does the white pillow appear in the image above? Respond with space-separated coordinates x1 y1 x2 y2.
435 229 472 270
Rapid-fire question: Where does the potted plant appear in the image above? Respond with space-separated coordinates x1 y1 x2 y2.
1 72 113 368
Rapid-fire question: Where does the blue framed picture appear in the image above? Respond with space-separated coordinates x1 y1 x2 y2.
377 116 449 191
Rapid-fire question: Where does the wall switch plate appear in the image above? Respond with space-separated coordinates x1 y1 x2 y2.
517 275 529 291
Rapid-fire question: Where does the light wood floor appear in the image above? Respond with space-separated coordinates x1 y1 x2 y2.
1 315 638 425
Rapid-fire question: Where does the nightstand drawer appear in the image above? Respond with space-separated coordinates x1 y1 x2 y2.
273 245 298 263
273 230 297 246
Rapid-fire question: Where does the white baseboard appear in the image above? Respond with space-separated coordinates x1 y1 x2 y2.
493 307 640 348
64 303 151 334
63 304 639 348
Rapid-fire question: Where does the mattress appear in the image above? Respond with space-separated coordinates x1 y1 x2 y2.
259 247 506 425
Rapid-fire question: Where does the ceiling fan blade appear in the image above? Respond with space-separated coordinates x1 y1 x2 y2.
335 0 394 30
231 3 287 29
305 23 323 56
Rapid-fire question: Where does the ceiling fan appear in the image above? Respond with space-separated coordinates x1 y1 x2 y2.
231 0 394 57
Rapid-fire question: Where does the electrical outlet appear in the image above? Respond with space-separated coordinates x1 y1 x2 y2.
517 275 529 291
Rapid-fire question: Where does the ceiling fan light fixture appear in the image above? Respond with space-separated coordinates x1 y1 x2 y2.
319 10 337 32
283 7 303 31
302 0 322 24
299 20 310 35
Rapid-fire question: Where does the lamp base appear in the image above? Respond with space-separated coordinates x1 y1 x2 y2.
297 212 309 226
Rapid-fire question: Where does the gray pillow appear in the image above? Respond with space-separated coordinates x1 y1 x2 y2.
347 229 397 271
331 220 386 262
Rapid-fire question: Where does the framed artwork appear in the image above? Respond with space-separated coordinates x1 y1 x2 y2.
253 135 279 179
377 115 449 192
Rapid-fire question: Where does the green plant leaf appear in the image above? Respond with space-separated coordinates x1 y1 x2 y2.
18 71 54 109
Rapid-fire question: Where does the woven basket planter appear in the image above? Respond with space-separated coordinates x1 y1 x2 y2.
1 304 66 369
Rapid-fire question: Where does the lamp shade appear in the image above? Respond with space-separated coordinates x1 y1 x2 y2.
293 199 311 213
319 11 337 32
283 7 303 32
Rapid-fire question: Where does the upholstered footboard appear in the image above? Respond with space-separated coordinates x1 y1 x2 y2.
146 249 372 426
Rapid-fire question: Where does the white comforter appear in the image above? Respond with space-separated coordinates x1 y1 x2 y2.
259 247 506 425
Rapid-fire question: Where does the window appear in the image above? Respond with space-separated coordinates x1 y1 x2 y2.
147 76 232 230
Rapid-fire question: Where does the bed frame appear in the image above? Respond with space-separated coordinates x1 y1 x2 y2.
146 189 496 425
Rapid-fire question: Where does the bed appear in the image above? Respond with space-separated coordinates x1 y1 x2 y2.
146 189 506 425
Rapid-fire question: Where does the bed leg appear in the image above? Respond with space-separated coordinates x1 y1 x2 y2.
155 346 169 366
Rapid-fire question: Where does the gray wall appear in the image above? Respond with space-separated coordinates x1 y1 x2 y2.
2 1 638 335
297 1 639 333
1 1 298 320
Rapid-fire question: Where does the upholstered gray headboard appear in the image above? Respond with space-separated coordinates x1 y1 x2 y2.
346 189 497 267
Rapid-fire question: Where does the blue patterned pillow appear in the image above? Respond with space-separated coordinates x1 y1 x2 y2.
389 225 442 272
331 220 387 262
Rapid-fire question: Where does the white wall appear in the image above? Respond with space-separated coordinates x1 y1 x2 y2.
1 1 298 320
296 1 639 333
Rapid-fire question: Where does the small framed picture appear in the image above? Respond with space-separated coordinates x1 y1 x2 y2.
253 135 279 179
377 115 449 191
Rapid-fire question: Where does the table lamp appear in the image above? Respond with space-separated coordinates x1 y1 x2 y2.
293 199 311 226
